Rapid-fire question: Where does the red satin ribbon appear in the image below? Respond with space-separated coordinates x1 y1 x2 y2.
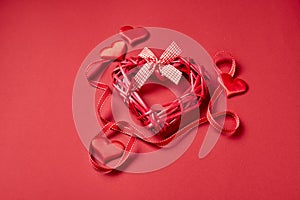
86 51 240 173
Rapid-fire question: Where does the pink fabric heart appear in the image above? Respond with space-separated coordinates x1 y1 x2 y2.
85 60 111 84
90 135 124 163
100 40 127 60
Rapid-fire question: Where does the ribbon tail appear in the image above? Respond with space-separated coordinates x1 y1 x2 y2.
133 63 154 89
138 47 156 61
159 41 182 64
160 64 182 85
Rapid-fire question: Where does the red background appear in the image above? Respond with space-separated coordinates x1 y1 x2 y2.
1 0 300 199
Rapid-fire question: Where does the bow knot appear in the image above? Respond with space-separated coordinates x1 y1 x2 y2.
133 42 183 90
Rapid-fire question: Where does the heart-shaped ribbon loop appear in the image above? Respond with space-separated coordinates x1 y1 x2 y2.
133 42 183 89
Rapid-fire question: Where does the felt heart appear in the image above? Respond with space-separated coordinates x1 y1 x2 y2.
219 73 248 98
90 135 124 163
100 40 127 60
119 25 149 46
86 60 111 83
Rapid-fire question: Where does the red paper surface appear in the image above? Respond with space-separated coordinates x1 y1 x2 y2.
1 0 300 199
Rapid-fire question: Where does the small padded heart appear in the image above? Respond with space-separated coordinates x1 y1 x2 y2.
219 73 248 98
100 40 127 60
119 25 149 46
86 60 111 83
90 135 124 163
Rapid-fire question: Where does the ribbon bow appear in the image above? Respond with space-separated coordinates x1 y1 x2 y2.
133 42 183 89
